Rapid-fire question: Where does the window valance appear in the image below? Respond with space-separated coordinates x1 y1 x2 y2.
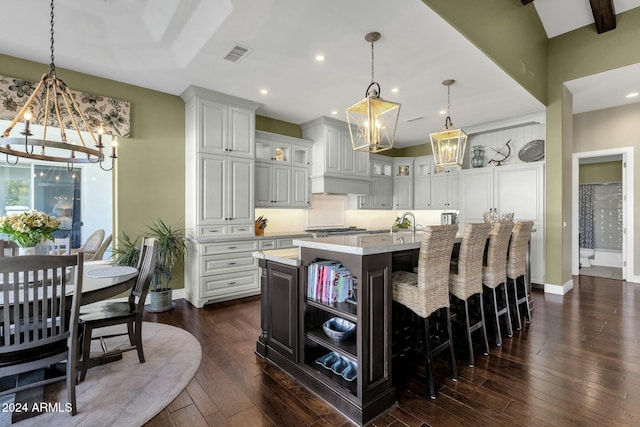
0 74 131 137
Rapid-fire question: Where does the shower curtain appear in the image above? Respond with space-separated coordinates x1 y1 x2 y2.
579 185 594 249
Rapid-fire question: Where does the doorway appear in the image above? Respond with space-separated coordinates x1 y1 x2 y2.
572 148 634 281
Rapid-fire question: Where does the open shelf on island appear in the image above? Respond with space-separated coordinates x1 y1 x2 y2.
306 298 357 323
306 328 357 359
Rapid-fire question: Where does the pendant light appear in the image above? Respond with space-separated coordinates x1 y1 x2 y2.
346 32 400 153
0 0 117 171
430 79 467 171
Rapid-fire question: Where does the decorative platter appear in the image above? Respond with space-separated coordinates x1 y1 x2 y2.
518 139 545 162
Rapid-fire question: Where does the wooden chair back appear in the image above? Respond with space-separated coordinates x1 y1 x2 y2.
129 238 158 312
0 253 83 411
37 237 71 255
0 240 19 257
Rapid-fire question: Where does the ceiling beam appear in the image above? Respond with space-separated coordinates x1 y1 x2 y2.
589 0 616 34
520 0 534 4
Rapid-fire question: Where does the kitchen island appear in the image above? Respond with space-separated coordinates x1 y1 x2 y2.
254 232 428 425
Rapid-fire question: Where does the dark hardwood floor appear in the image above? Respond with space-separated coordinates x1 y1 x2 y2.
143 275 640 426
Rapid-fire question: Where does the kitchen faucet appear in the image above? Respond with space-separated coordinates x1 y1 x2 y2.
399 211 416 233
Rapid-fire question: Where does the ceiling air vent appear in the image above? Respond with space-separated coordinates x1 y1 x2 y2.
224 44 252 63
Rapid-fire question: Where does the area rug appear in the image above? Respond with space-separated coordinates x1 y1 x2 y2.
9 322 202 427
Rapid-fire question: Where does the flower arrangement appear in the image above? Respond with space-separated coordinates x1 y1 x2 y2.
0 209 60 248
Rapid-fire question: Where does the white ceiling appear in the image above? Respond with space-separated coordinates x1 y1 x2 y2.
0 0 638 147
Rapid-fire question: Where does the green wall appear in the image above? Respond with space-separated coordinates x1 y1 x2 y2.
547 8 640 284
256 115 302 138
422 0 548 105
0 53 187 289
579 162 622 184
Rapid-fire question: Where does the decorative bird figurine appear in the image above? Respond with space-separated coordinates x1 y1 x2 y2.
488 139 512 166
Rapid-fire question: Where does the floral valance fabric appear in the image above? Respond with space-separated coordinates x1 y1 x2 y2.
0 74 130 137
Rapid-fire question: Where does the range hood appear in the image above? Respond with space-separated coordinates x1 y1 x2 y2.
310 175 370 195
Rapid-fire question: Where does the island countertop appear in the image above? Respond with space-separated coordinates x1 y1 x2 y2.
292 231 427 256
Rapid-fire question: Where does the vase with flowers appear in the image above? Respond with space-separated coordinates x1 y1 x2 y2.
0 209 60 254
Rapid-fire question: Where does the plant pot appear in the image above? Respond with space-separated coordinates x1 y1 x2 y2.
147 288 175 312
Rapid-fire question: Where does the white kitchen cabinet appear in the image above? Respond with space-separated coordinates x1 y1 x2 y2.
254 131 312 208
182 86 261 307
198 99 255 158
292 167 311 207
430 171 460 209
392 157 414 210
349 154 392 209
197 154 255 236
302 116 370 194
459 162 545 284
255 162 291 207
414 176 432 209
459 168 493 223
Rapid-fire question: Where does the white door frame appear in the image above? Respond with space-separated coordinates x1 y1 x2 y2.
571 147 635 281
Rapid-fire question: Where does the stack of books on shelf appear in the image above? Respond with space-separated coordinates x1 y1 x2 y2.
307 261 354 303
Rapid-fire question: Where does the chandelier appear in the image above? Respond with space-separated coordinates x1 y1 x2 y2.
0 0 116 171
346 32 400 153
430 79 467 171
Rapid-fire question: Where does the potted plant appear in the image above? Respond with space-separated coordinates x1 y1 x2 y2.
111 219 188 312
145 219 188 312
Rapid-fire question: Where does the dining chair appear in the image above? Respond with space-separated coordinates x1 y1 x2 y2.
0 239 19 257
391 224 458 399
71 229 105 259
90 234 112 261
0 253 84 416
481 221 514 347
507 221 534 330
37 236 71 255
78 237 157 381
449 222 492 367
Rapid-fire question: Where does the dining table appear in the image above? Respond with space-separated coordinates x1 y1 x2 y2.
0 259 139 424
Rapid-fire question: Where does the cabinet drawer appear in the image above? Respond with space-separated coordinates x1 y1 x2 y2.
201 252 257 275
277 238 294 248
198 225 227 237
201 270 260 298
259 239 277 250
202 240 258 255
230 224 254 235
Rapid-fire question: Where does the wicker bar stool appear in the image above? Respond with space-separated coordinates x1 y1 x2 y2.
507 221 534 330
449 222 492 367
481 221 514 347
391 224 458 399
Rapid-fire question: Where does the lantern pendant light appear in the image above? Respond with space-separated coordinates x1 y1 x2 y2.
346 32 401 153
430 79 467 171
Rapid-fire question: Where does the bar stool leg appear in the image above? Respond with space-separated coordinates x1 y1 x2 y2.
478 294 490 356
463 299 474 367
510 278 523 331
501 283 514 338
490 287 503 346
523 274 532 323
423 316 436 399
445 307 458 382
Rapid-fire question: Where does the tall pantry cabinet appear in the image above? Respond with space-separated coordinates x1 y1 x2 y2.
181 86 262 307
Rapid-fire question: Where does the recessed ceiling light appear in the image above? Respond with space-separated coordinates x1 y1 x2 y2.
439 110 446 115
260 89 269 95
331 110 338 115
391 87 399 93
315 54 326 62
626 92 639 98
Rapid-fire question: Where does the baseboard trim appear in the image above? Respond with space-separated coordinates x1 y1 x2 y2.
544 279 574 295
